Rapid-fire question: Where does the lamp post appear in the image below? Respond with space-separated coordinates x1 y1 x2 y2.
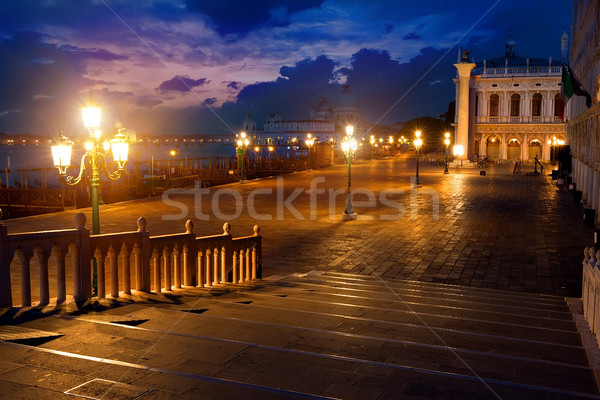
342 125 358 220
52 97 129 235
51 96 129 296
370 135 375 159
306 133 315 170
236 131 249 182
443 132 450 174
414 130 423 187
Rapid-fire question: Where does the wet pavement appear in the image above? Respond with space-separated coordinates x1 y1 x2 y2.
4 154 592 298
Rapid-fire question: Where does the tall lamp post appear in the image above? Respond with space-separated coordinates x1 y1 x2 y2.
370 135 375 159
306 133 315 170
414 130 423 187
51 96 129 295
342 125 358 221
236 131 249 182
52 97 129 235
443 132 451 174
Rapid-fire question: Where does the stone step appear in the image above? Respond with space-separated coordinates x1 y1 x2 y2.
4 272 598 399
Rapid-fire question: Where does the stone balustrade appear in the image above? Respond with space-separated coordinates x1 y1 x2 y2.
582 246 600 341
0 210 261 308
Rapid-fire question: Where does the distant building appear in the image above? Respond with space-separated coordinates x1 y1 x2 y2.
566 1 600 218
241 85 371 147
453 35 565 162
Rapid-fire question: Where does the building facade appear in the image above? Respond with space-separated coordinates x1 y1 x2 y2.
566 1 600 215
454 38 565 162
240 85 370 147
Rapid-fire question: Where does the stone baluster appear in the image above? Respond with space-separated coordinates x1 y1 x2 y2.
152 248 160 293
212 247 219 286
197 250 204 288
595 248 600 337
253 225 262 279
589 247 597 328
108 245 119 298
173 243 181 289
17 251 31 307
583 247 591 321
183 244 191 287
55 246 66 304
205 248 212 287
184 220 194 287
232 251 238 284
35 247 50 306
163 247 172 292
137 217 150 292
95 248 105 299
220 246 226 284
245 247 250 282
239 249 245 283
121 243 131 295
76 213 91 300
252 247 257 280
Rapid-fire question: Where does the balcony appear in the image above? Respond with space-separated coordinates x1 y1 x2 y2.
475 116 564 124
471 66 561 78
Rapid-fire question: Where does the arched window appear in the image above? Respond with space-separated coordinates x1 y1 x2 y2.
475 94 479 116
489 94 499 116
510 93 520 116
554 93 561 116
531 93 542 116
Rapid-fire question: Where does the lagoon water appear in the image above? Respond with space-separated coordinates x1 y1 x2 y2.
0 141 237 188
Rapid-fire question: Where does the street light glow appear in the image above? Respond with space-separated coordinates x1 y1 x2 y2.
346 125 354 137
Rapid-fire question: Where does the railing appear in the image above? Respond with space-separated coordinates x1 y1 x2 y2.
582 247 600 339
0 210 262 308
0 187 77 210
473 66 562 77
475 116 564 124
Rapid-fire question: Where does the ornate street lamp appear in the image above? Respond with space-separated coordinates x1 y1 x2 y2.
236 131 250 182
443 132 451 174
342 125 358 221
52 96 129 297
52 96 129 235
414 130 423 187
306 133 315 170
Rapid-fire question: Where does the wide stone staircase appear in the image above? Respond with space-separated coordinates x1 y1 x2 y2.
0 271 598 399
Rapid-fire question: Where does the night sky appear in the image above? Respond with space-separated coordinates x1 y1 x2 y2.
0 1 571 137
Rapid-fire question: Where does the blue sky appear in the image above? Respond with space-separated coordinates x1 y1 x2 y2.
0 0 572 136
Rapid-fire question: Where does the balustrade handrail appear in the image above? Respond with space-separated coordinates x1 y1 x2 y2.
0 210 262 309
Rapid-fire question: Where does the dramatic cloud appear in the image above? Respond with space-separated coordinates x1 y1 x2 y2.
403 32 420 40
225 81 241 90
136 96 163 108
58 45 128 61
0 0 573 135
184 0 326 35
156 76 209 94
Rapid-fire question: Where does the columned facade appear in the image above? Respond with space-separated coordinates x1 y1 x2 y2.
566 0 600 222
454 38 565 162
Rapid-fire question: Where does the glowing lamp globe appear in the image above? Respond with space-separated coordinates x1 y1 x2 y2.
111 131 129 169
346 125 354 137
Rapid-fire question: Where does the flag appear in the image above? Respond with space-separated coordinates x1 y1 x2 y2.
562 64 592 108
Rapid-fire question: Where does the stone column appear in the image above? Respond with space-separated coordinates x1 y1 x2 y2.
521 134 529 161
500 135 508 160
593 170 599 212
454 63 476 160
479 136 486 157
